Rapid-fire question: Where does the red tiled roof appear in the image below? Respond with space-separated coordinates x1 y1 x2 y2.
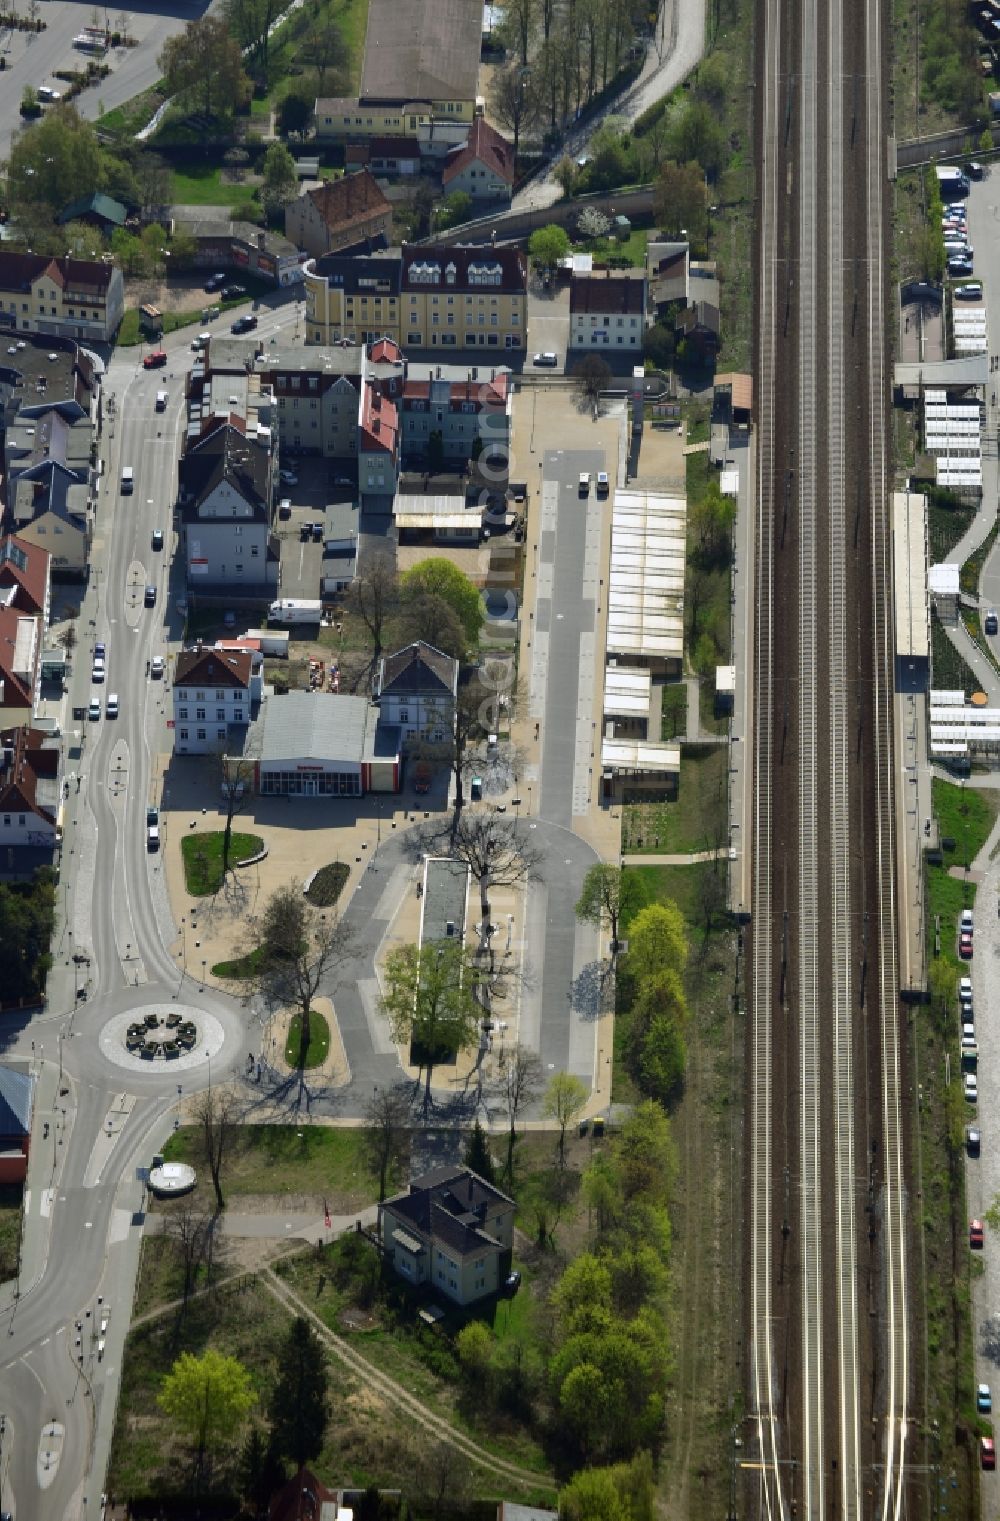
402 372 508 408
0 535 49 617
442 116 514 187
174 647 255 690
0 725 57 825
0 608 38 712
0 249 117 298
306 169 391 235
360 383 398 455
369 336 404 364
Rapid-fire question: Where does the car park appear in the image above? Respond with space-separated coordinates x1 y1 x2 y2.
982 1437 996 1471
106 693 119 719
533 351 558 366
150 656 165 678
151 529 164 550
966 1071 979 1102
980 1383 993 1413
142 350 167 370
88 699 100 721
968 1124 982 1156
971 1218 985 1249
144 584 156 607
986 608 999 634
949 257 975 276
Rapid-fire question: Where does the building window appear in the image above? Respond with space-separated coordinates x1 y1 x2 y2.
399 708 409 724
196 708 206 720
1 817 8 828
234 709 244 722
197 729 206 741
216 708 226 720
179 728 189 741
217 728 226 740
178 707 188 720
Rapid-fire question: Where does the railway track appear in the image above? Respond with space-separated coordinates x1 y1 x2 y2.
747 0 908 1511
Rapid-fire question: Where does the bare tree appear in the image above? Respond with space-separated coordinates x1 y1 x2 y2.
308 19 345 93
191 1086 243 1211
362 1086 411 1201
574 354 613 405
496 1043 542 1183
489 64 541 160
219 744 260 878
346 552 397 691
448 812 538 960
164 1201 217 1307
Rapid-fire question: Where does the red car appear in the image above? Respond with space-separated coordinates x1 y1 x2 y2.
971 1218 985 1249
142 350 167 370
982 1437 996 1470
960 933 974 959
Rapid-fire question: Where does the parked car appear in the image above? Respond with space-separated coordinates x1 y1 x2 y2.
960 932 974 958
579 472 591 496
204 273 226 292
596 470 610 495
91 658 105 683
279 469 298 486
968 1124 982 1156
966 1071 979 1102
88 698 101 721
151 529 164 551
150 656 165 678
982 1437 995 1471
300 522 312 540
147 822 160 851
960 975 974 1004
144 584 156 607
971 1218 985 1249
94 642 106 661
37 86 61 102
986 608 998 634
221 283 247 299
966 160 986 179
979 1383 993 1413
142 350 167 370
106 693 119 719
961 908 975 933
230 314 258 334
191 332 211 351
312 522 323 542
278 499 292 519
949 257 975 276
533 351 558 367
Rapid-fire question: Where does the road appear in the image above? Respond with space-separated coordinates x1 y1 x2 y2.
0 0 210 160
748 0 907 1514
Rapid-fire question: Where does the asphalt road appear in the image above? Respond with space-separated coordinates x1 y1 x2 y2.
0 0 210 160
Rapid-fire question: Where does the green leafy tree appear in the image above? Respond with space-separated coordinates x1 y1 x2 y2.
653 158 707 242
395 592 466 662
436 191 474 230
0 872 55 1000
559 1361 612 1457
158 1349 255 1462
575 864 648 953
7 106 102 218
543 1070 588 1165
553 1251 613 1333
380 939 483 1110
455 1320 494 1381
560 1465 632 1521
528 222 570 270
400 558 484 644
277 89 314 140
269 1316 329 1469
62 219 104 259
159 15 248 118
261 140 298 215
666 99 727 178
690 475 737 565
464 1116 497 1183
625 902 688 984
627 971 688 1103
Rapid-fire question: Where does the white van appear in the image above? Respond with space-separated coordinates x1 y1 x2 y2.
121 465 134 493
155 390 168 412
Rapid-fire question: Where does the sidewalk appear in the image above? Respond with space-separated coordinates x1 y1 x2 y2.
724 430 754 917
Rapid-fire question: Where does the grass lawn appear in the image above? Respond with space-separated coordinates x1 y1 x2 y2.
98 85 164 140
169 164 261 211
211 942 267 978
180 830 263 895
573 227 649 267
117 305 205 347
661 680 687 740
0 1185 23 1282
161 1124 390 1211
622 746 728 855
285 1009 330 1068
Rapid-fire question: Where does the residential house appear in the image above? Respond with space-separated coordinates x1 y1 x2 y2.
441 116 514 204
0 335 96 436
267 1469 364 1521
0 532 51 622
0 724 59 878
675 299 721 362
0 250 125 344
358 383 399 505
400 243 527 351
177 418 279 598
645 238 690 311
569 269 647 351
374 640 458 748
314 0 482 155
399 368 510 469
170 220 305 287
241 691 399 796
57 192 129 235
304 253 402 346
172 645 263 756
345 136 422 175
0 1066 34 1183
379 1166 515 1306
10 462 90 579
284 170 393 260
256 344 364 460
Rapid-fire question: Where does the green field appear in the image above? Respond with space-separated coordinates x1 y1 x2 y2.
169 164 262 211
284 1009 330 1068
161 1124 390 1210
180 831 264 895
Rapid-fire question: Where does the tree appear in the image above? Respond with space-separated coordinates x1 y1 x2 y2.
400 559 484 645
666 99 726 179
528 222 570 271
219 745 260 877
553 1251 613 1333
653 158 707 242
6 106 102 219
164 1201 218 1306
225 0 281 83
192 1084 242 1211
395 592 466 662
489 64 540 160
559 1466 631 1521
577 205 611 240
436 191 474 231
159 1349 255 1462
574 354 612 405
308 20 346 93
626 902 688 984
244 885 351 1082
464 1117 497 1183
448 811 537 954
62 220 104 259
575 864 648 954
380 939 483 1110
133 150 173 219
496 1042 542 1183
362 1084 411 1201
543 1071 588 1165
269 1316 329 1469
496 0 534 65
159 16 248 119
261 140 298 215
277 89 314 140
690 475 736 564
552 154 579 197
345 551 397 688
586 119 631 192
240 1425 286 1520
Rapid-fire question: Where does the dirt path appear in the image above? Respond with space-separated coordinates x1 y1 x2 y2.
262 1267 556 1493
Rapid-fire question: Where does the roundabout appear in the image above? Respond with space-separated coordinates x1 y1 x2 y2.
98 1004 227 1075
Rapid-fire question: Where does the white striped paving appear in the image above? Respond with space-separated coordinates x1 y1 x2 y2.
572 630 598 815
866 0 909 1508
798 0 825 1509
827 0 863 1510
358 977 397 1056
750 0 787 1509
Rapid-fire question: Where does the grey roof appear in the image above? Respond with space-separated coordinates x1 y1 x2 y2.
422 856 470 943
206 336 260 373
259 691 379 765
360 0 483 103
257 344 366 377
379 640 457 699
310 253 402 297
385 1166 513 1259
178 421 271 520
172 218 298 258
0 1065 34 1135
323 499 360 539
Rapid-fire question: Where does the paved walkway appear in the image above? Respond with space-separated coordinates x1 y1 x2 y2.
622 848 729 866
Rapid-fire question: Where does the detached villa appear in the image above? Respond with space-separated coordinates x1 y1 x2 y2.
379 1165 514 1306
